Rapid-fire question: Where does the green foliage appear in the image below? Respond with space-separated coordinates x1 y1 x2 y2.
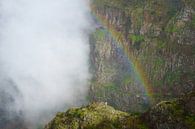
45 103 134 129
164 69 182 86
155 39 166 49
94 29 105 40
167 0 182 17
92 0 145 9
190 14 195 29
184 0 195 9
103 82 119 91
185 114 195 129
166 23 180 33
137 123 149 129
91 0 195 115
153 79 164 87
154 58 165 67
131 8 144 30
129 34 144 42
122 76 133 85
45 93 195 129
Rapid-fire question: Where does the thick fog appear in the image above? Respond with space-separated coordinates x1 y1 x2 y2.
0 0 91 128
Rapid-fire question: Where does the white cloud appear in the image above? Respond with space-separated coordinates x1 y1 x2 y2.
0 0 91 127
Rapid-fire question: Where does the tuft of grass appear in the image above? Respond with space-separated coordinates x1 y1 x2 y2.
129 34 145 42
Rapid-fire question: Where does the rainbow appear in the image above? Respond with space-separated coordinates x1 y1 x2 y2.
91 6 155 103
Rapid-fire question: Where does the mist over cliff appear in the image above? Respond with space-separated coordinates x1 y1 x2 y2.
0 0 91 128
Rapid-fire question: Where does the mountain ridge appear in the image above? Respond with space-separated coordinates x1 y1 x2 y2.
45 92 195 129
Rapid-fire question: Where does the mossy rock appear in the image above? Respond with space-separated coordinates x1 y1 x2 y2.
144 92 195 129
45 93 194 129
44 102 148 129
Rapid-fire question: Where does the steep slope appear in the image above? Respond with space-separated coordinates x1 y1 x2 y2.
89 0 195 112
45 92 195 129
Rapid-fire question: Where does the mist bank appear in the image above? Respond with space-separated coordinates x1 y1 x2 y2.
0 0 91 128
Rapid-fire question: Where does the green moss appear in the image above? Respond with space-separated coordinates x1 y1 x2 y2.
103 82 119 91
137 123 149 129
189 14 195 29
165 13 184 34
157 40 166 49
151 100 185 120
129 34 144 42
45 93 195 129
92 0 145 10
164 69 182 86
166 23 181 33
154 58 165 67
94 29 106 40
145 93 195 129
122 76 133 85
131 7 144 30
153 79 164 87
185 115 195 129
184 0 195 9
45 103 136 129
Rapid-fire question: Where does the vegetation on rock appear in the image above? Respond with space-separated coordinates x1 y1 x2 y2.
89 0 195 112
44 102 148 129
45 92 195 129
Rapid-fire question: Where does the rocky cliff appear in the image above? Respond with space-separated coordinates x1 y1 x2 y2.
45 1 195 128
89 0 195 112
45 92 195 129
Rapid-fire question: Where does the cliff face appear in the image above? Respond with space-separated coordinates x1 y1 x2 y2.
45 92 195 129
89 0 195 112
